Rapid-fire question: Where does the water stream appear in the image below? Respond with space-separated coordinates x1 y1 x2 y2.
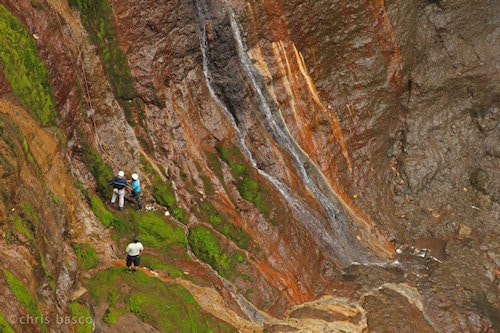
194 0 382 268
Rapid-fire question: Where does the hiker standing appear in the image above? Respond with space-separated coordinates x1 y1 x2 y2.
126 236 144 273
109 171 128 211
128 173 143 211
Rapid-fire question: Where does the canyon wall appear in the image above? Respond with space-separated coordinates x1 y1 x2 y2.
0 0 498 332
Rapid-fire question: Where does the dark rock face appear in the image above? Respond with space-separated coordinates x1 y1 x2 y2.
0 0 498 332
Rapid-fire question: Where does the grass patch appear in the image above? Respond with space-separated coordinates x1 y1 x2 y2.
8 213 35 242
188 225 245 279
140 254 184 278
71 243 99 270
89 194 129 231
86 267 233 332
0 5 56 126
68 302 93 333
199 201 251 250
216 144 269 217
141 155 189 224
80 140 114 196
0 312 15 333
131 211 185 252
3 270 47 333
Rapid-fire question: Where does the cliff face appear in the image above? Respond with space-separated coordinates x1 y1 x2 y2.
0 0 498 332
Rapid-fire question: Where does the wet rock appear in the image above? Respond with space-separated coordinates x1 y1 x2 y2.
470 168 491 194
474 105 498 133
458 223 472 237
362 287 437 333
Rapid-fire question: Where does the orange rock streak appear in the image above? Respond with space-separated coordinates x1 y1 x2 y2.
367 0 404 93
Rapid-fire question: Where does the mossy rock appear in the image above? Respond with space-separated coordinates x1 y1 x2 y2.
86 267 234 332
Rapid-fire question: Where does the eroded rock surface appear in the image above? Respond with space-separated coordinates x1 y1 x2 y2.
0 0 498 332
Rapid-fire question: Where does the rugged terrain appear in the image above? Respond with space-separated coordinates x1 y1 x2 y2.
0 0 498 332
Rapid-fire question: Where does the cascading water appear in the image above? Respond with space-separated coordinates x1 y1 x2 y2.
194 0 378 267
225 5 373 265
193 0 356 267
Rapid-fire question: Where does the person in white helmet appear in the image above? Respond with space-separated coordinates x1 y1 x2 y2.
109 171 128 211
128 172 142 211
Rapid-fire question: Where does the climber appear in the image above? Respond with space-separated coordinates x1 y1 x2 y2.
125 236 144 273
128 172 142 211
109 170 128 211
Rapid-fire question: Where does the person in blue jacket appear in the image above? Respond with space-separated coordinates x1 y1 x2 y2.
129 173 142 211
109 171 128 211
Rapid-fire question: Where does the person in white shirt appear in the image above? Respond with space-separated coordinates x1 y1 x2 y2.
125 236 144 273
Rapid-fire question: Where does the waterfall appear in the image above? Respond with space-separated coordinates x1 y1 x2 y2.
226 6 375 264
194 0 373 267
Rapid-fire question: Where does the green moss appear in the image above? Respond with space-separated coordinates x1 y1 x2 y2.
21 136 42 178
68 0 134 100
68 302 93 333
80 141 113 196
90 194 129 231
2 270 47 333
0 312 15 333
237 177 267 214
199 201 251 250
72 243 99 270
8 213 35 242
141 156 188 224
188 226 244 279
216 144 269 217
86 267 233 332
152 177 176 207
103 306 122 324
37 247 56 291
0 5 56 127
67 0 153 139
141 254 184 278
131 211 185 252
199 174 214 195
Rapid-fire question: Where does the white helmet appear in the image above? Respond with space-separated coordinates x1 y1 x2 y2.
118 171 125 177
131 173 138 180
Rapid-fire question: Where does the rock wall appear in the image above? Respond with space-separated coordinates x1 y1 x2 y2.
0 0 498 332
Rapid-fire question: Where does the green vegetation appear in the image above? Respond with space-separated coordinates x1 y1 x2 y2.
0 5 56 127
0 312 15 333
67 0 153 137
8 213 35 242
68 302 93 333
80 141 114 196
141 155 188 223
140 254 184 278
130 211 185 252
87 267 233 332
151 176 188 223
68 0 134 101
4 203 56 290
90 194 129 231
216 145 268 216
188 225 245 279
199 201 251 250
72 243 99 270
2 270 47 333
